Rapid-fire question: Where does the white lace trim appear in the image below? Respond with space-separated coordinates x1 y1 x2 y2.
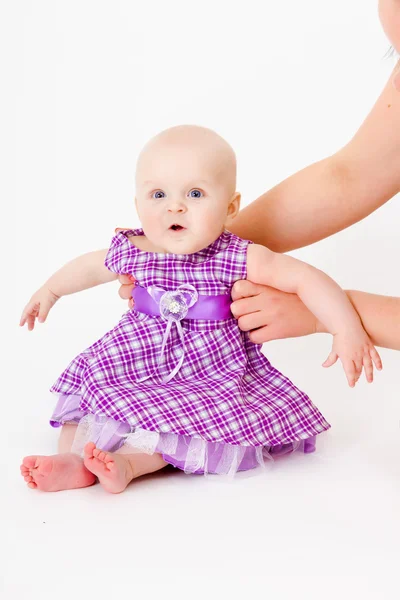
71 414 275 476
71 414 126 456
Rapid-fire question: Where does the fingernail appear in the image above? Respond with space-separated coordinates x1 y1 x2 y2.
129 276 135 282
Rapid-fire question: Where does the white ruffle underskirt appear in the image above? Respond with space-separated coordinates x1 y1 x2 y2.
70 413 308 477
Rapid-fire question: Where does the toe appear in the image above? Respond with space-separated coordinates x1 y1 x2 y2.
93 448 108 462
84 442 96 458
23 456 38 469
27 481 37 489
102 454 114 470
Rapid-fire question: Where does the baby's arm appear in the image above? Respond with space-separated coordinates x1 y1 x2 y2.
20 250 118 330
246 244 382 386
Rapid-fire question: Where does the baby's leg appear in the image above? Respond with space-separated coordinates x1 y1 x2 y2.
83 442 167 494
20 424 96 492
58 423 79 452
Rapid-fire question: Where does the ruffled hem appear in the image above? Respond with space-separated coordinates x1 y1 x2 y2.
51 394 317 477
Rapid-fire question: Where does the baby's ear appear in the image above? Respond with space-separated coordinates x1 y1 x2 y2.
227 192 241 219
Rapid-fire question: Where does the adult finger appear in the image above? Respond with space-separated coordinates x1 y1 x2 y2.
237 311 266 332
248 325 284 344
231 295 263 319
231 280 267 301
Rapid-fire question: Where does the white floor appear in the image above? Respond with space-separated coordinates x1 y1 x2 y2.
3 328 400 600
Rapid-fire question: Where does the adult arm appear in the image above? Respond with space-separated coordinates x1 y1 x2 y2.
231 281 400 351
230 62 400 251
334 290 400 351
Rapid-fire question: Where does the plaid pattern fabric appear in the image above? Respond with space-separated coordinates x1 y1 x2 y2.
50 229 330 447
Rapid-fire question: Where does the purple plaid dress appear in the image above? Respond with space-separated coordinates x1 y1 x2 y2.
50 229 330 475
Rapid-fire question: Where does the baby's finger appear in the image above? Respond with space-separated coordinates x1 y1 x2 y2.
343 360 356 387
322 351 338 368
118 274 134 286
27 313 37 331
20 302 39 328
29 304 40 330
118 283 135 300
38 298 52 323
19 305 31 326
370 347 382 371
354 356 363 375
363 353 373 383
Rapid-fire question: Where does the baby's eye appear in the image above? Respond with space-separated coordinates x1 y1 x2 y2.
152 190 166 199
188 189 203 199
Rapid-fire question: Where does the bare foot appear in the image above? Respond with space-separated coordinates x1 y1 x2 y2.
83 442 135 494
20 453 96 492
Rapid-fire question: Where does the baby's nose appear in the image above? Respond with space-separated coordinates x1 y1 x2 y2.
168 201 187 213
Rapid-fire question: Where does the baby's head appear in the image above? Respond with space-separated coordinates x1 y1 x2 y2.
135 125 240 254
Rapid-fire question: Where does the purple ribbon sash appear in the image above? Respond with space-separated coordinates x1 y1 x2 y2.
132 285 232 320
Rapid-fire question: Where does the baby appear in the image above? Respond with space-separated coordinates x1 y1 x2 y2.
20 125 382 493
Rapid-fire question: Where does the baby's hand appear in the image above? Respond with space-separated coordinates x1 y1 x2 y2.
322 329 382 387
20 287 60 331
118 274 135 309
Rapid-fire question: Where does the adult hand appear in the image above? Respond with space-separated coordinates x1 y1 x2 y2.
231 280 319 343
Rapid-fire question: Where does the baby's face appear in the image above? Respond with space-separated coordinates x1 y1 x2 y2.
135 128 240 254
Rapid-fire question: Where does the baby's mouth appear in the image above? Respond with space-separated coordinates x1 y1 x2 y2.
169 224 185 231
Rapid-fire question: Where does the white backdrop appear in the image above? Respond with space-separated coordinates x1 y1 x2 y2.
4 1 400 599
